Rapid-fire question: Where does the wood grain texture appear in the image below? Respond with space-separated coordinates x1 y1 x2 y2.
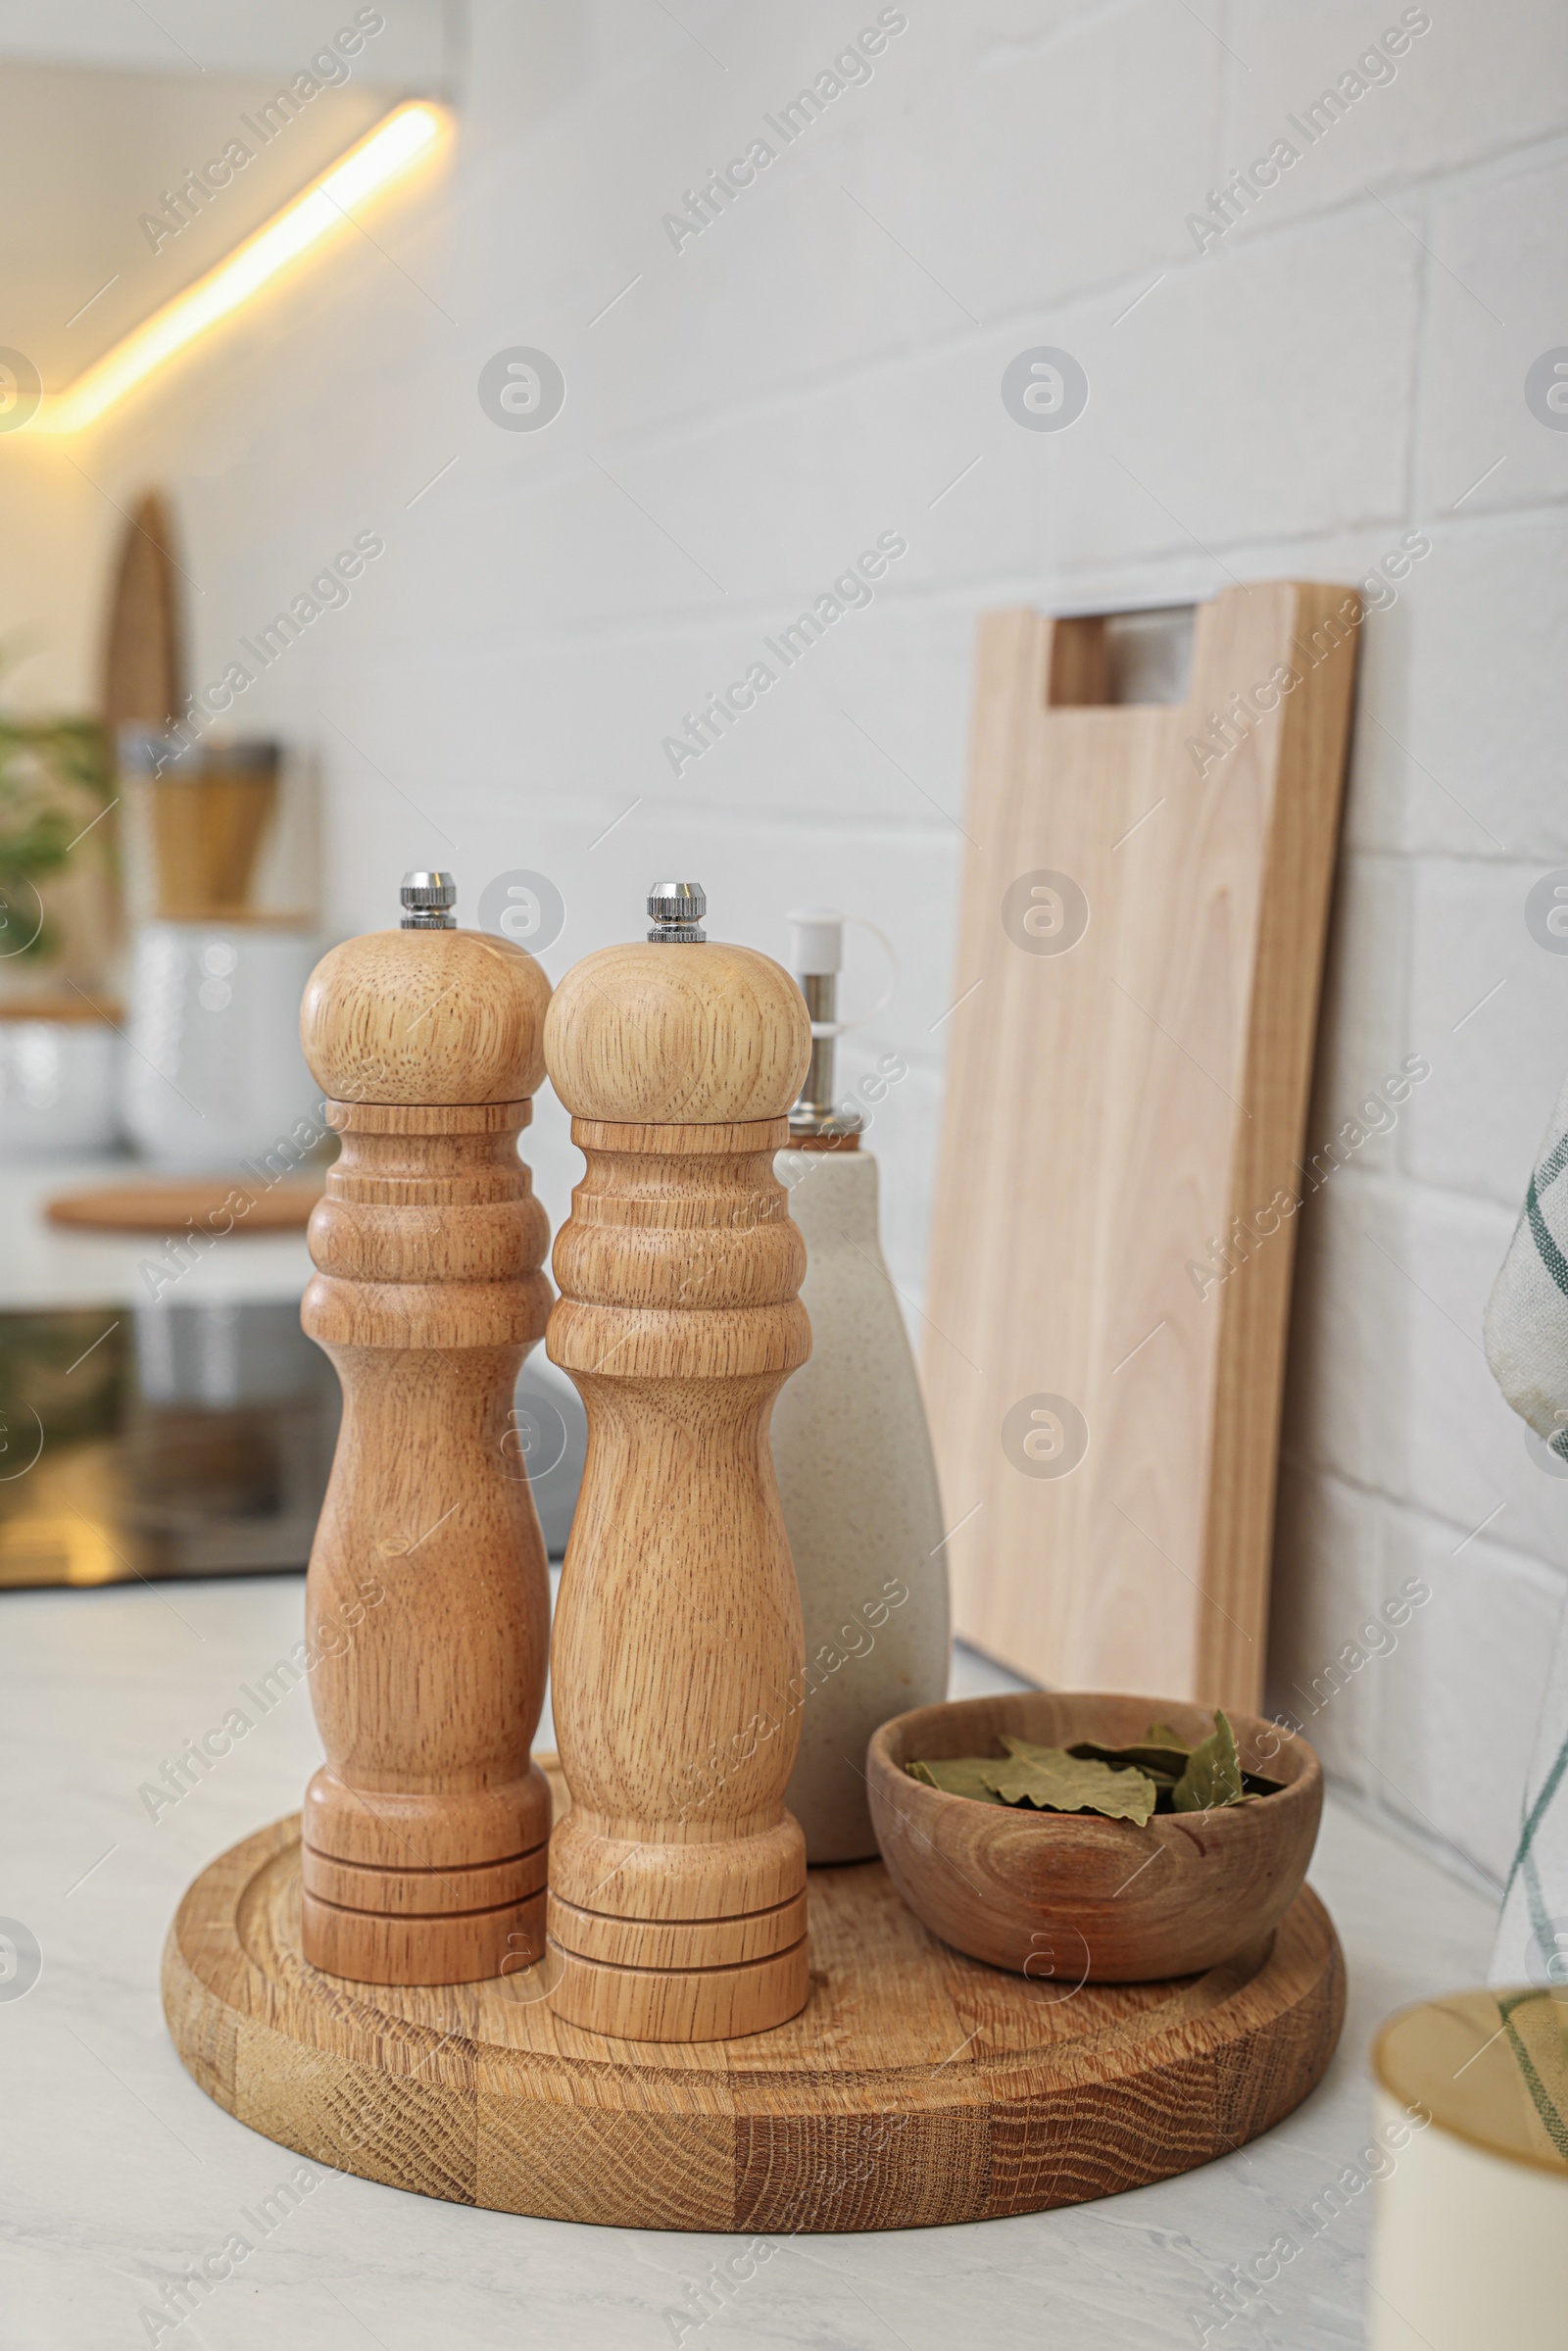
924 586 1360 1711
302 927 552 1106
868 1691 1320 1981
544 939 814 2039
162 1771 1346 2232
545 942 810 1124
297 927 554 1984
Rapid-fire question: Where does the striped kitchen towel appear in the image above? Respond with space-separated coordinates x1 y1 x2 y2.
1486 1068 1568 1984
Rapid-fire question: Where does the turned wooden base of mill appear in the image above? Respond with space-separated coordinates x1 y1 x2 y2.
545 1812 808 2039
298 1765 552 1987
161 1760 1346 2233
298 1880 547 1988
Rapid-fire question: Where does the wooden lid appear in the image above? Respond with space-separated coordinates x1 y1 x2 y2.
1373 1986 1568 2176
301 927 551 1105
150 910 315 931
48 1179 319 1233
544 940 810 1124
0 994 123 1024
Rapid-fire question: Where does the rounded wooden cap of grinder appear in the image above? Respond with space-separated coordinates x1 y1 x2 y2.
544 882 810 1124
301 874 552 1105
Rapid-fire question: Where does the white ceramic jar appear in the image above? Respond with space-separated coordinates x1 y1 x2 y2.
772 1144 951 1862
0 1008 121 1155
122 921 319 1167
1369 1986 1568 2351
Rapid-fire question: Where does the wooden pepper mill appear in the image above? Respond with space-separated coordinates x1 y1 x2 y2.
544 881 814 2039
297 871 555 1985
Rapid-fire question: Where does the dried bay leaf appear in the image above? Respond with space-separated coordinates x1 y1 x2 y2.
985 1739 1158 1826
906 1741 1156 1822
999 1734 1064 1763
1068 1739 1190 1784
1172 1710 1247 1812
906 1713 1281 1821
906 1756 1007 1804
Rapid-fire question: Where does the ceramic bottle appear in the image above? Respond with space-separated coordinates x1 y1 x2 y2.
771 907 950 1862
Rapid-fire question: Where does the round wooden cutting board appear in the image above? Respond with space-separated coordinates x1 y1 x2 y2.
163 1772 1344 2233
46 1180 319 1234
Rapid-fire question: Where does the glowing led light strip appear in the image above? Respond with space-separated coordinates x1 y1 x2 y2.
34 102 446 435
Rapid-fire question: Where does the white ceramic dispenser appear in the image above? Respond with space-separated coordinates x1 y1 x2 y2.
772 906 951 1863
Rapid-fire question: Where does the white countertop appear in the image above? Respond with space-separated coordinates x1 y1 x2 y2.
1 1577 1494 2351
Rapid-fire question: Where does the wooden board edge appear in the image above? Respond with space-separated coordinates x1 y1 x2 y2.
1200 582 1361 1707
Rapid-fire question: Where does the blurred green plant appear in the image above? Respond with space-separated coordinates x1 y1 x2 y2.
0 711 114 963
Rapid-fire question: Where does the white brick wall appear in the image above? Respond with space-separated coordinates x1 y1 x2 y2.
6 0 1567 1885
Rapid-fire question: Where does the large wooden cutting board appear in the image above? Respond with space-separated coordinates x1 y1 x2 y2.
924 585 1359 1711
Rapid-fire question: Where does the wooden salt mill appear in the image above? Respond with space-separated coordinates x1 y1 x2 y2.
544 881 814 2039
297 871 555 1984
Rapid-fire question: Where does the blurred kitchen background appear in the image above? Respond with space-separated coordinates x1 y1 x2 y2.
0 0 1564 1903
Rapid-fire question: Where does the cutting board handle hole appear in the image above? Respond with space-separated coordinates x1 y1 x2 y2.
1047 607 1196 710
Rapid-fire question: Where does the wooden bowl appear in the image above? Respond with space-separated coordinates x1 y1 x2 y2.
867 1690 1321 1983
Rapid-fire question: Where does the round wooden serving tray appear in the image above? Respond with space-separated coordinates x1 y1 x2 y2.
164 1775 1344 2232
